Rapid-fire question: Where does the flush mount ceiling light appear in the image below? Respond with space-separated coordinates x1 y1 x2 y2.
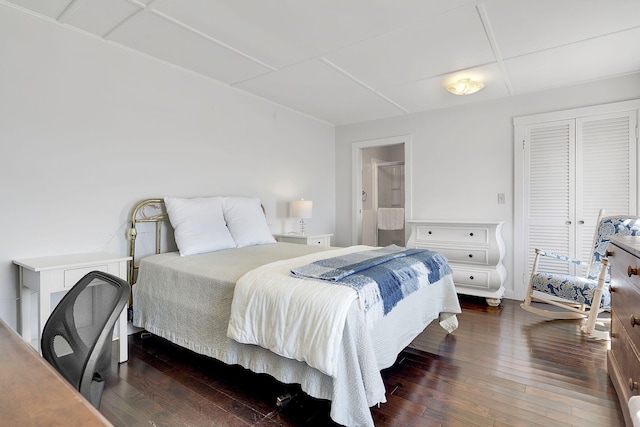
446 78 485 95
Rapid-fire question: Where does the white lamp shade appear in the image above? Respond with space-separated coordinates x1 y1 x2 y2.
292 200 312 218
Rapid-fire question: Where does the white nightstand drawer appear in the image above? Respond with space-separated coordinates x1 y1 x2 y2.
274 233 332 247
308 236 330 246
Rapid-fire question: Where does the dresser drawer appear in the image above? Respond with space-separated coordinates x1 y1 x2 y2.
610 246 640 292
435 247 489 265
611 314 640 398
452 268 490 289
413 225 488 245
612 280 640 351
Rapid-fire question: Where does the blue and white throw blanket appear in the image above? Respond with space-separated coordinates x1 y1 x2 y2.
291 245 452 317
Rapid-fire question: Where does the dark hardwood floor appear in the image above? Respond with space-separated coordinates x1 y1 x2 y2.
100 297 624 426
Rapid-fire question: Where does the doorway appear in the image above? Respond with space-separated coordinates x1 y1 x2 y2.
362 158 405 246
352 135 412 246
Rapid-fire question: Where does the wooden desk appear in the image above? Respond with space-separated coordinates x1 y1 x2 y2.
0 318 112 426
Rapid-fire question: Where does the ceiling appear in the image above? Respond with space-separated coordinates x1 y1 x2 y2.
6 0 640 126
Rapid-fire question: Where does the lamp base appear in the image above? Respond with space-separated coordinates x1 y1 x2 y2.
298 219 306 235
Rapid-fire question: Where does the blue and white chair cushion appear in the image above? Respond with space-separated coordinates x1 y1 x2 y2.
531 272 611 309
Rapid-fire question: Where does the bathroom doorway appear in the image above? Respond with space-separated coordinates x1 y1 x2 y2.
373 160 405 246
352 135 411 247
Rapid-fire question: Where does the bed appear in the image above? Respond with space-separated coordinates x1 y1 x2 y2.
128 197 461 427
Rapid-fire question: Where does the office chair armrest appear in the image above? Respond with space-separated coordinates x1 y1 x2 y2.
535 249 583 265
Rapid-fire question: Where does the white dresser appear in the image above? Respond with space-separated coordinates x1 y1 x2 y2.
406 220 506 306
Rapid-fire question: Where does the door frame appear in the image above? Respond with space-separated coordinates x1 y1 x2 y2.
351 135 413 245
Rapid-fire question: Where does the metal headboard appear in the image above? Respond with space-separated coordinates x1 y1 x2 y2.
126 197 268 286
126 198 169 285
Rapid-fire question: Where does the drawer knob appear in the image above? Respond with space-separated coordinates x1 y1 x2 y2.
629 266 639 277
606 250 614 257
609 285 616 293
468 254 473 258
631 315 640 327
469 276 474 280
469 232 474 237
428 231 432 235
630 378 639 391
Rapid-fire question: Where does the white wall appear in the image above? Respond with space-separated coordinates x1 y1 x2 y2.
336 72 640 300
0 6 335 328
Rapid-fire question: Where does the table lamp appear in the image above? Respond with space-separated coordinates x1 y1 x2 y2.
292 199 312 235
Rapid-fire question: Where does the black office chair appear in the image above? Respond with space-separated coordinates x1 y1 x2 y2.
41 270 130 408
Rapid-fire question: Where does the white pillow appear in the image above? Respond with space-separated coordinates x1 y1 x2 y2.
164 197 236 256
223 197 276 248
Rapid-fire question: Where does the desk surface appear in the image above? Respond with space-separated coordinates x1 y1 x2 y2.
13 251 131 271
0 318 113 426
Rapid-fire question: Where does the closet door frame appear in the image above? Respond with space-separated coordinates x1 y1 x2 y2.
514 99 640 300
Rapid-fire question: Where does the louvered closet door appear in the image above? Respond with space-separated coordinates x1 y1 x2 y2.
577 111 637 275
526 120 577 276
519 109 637 285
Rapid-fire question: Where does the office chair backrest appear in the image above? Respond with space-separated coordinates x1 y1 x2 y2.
587 215 640 282
41 270 130 408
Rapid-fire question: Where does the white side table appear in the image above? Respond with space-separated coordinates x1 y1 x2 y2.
13 252 131 362
274 233 333 247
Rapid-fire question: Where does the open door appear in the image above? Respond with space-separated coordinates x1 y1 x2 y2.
352 135 412 246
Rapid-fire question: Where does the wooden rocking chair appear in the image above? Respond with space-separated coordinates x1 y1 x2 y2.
521 209 640 337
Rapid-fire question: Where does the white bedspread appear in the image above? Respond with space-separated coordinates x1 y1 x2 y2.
228 246 369 377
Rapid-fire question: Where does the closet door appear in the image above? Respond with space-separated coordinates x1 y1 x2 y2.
576 111 637 275
525 120 577 276
514 101 638 299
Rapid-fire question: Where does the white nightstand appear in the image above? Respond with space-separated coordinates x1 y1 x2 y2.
274 233 333 247
13 252 131 362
